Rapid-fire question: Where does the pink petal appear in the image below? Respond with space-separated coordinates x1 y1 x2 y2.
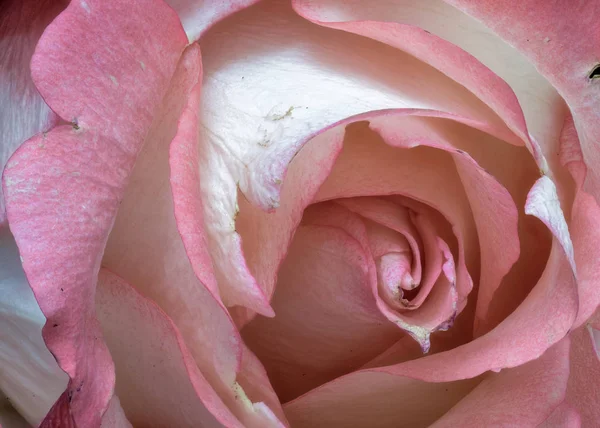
566 309 600 426
95 269 233 427
536 402 581 428
0 0 66 225
284 336 569 427
104 45 286 427
559 114 600 328
441 0 600 204
194 0 522 317
337 197 423 292
2 0 188 425
0 227 68 426
430 337 571 427
99 396 132 428
283 370 481 427
165 0 261 42
242 220 399 402
376 238 577 381
292 0 566 173
40 391 76 428
368 114 520 329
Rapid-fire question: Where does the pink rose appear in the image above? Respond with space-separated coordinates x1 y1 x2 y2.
1 0 599 427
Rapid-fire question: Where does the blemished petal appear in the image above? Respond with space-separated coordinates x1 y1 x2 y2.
566 309 600 427
2 0 188 426
242 220 399 402
536 401 581 428
430 337 571 427
165 0 261 42
0 227 67 426
104 45 286 428
95 269 231 428
0 0 67 225
194 0 519 315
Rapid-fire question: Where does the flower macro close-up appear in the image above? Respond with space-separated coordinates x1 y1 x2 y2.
1 0 600 427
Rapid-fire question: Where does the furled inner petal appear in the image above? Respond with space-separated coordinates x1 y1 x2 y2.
336 197 456 316
242 202 400 402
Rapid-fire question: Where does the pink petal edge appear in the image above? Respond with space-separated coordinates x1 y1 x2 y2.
3 0 188 425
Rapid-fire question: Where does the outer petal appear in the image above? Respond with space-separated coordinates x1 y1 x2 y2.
536 402 581 428
446 0 600 330
441 0 600 199
566 309 600 427
0 227 68 426
292 0 568 174
559 114 600 327
283 371 479 428
165 0 261 42
430 337 571 427
95 269 227 428
2 0 188 425
103 45 286 427
0 0 67 224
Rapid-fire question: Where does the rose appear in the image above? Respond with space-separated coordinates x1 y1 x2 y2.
1 0 600 427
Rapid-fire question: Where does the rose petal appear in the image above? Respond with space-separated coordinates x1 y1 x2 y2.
95 269 231 428
536 401 581 428
242 222 399 402
430 337 571 427
441 0 600 204
559 114 600 328
103 45 286 427
283 370 480 427
0 0 67 224
376 238 577 381
0 227 68 426
292 0 568 172
337 198 423 292
368 114 520 327
99 396 132 428
165 0 261 42
195 0 519 315
525 175 576 272
284 334 569 427
566 309 600 426
2 0 188 425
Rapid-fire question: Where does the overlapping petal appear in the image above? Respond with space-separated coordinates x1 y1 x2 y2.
0 0 67 224
2 0 188 425
192 0 525 317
